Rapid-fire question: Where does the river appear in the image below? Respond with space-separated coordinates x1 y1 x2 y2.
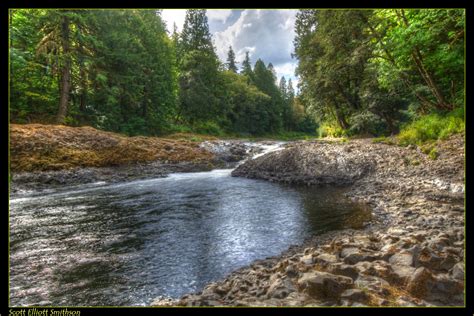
9 144 370 306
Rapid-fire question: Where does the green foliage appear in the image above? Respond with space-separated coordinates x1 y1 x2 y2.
177 10 223 126
11 9 464 141
428 147 439 160
194 121 224 136
294 9 465 138
372 136 395 145
10 9 177 135
178 50 222 124
226 46 238 73
318 122 347 138
370 9 464 111
219 70 274 135
294 10 371 131
397 110 464 146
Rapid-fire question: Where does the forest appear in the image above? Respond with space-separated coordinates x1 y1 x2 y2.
10 9 465 140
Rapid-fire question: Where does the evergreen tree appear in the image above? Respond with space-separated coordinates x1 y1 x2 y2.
34 10 94 124
226 45 238 73
279 76 287 100
287 78 295 103
267 62 277 84
177 9 221 124
241 51 253 82
253 59 284 132
180 9 215 56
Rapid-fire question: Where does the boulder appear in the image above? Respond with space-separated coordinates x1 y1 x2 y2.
300 254 314 265
340 288 369 302
414 247 443 270
327 263 359 281
389 251 414 266
231 143 375 185
406 267 435 298
450 262 464 281
266 275 295 299
313 253 338 266
297 271 354 299
391 265 416 284
355 276 390 296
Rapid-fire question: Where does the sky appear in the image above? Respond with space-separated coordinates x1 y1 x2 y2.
161 9 299 89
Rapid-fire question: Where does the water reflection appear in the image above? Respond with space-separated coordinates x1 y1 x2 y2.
10 169 370 306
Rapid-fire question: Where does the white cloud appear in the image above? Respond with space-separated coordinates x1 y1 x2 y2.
161 9 300 92
207 9 233 23
274 62 299 90
214 9 298 71
161 9 187 33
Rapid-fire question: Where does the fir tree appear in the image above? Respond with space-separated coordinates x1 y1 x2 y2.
226 45 238 73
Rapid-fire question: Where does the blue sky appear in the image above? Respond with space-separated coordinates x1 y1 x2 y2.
161 9 299 90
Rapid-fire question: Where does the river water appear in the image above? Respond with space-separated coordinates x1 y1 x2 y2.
9 145 371 306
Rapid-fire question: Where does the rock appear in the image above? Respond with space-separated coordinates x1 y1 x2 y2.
150 297 179 306
432 274 463 297
303 248 314 255
327 263 359 281
360 260 394 280
415 247 443 270
450 262 464 281
396 297 417 306
300 254 314 265
391 264 416 284
297 271 353 299
313 253 338 266
340 289 369 302
231 143 375 185
285 264 299 279
406 267 435 298
355 276 390 296
340 247 359 258
427 236 451 251
344 252 375 265
266 276 295 299
439 253 458 271
389 251 414 266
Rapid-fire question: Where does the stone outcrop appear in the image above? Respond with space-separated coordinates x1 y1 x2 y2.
231 141 375 185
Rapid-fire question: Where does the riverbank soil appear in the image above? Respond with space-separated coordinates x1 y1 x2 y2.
9 124 255 193
10 124 216 172
152 133 464 307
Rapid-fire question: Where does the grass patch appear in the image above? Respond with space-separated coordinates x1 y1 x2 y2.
163 132 218 142
372 136 395 145
428 147 439 160
397 108 464 146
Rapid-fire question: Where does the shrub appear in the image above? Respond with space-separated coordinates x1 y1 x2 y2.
194 121 224 136
319 122 347 138
397 109 464 146
428 147 439 160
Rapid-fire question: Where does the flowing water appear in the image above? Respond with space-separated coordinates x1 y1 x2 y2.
9 145 371 306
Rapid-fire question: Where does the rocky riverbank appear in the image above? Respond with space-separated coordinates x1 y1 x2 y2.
9 124 264 195
152 133 465 307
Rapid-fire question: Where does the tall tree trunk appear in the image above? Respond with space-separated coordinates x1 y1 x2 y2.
331 100 349 130
56 15 71 124
79 65 87 114
397 9 452 111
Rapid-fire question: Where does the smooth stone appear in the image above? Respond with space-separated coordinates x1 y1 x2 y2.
297 271 353 299
389 251 414 266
